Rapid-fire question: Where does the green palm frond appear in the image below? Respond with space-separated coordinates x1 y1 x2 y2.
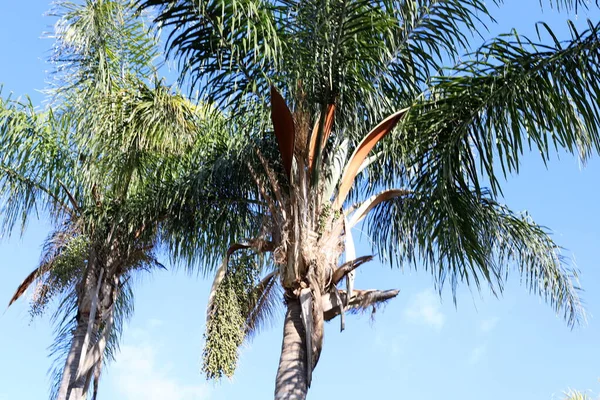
0 94 77 234
390 20 600 195
76 76 211 201
48 290 78 400
139 0 281 106
352 21 600 327
154 125 279 272
244 270 281 339
368 187 583 326
138 0 502 135
50 0 158 98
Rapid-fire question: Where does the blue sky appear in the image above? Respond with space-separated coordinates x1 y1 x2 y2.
1 1 600 399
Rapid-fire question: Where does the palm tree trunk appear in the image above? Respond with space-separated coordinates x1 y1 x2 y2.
57 264 103 400
274 299 309 400
57 316 88 400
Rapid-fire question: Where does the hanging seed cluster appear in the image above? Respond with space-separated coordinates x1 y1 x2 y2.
30 235 89 318
202 253 260 379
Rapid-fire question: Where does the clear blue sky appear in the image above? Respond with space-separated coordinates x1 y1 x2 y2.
1 1 600 399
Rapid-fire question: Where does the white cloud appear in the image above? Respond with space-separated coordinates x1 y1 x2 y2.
468 345 487 365
111 331 210 400
404 289 445 330
479 317 499 334
147 318 164 328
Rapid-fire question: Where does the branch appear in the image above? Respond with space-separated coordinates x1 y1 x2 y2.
331 255 373 286
322 289 399 321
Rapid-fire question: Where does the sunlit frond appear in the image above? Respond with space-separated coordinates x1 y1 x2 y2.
368 188 584 326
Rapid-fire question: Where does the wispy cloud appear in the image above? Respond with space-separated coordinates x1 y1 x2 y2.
479 317 499 334
468 345 487 365
404 289 445 330
147 318 164 328
110 328 210 400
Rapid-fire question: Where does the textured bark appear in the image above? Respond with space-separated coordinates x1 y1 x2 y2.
57 316 88 400
66 266 104 400
57 253 108 400
81 276 119 395
57 260 98 400
274 300 308 400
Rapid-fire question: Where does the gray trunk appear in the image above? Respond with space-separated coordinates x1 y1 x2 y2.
57 262 104 400
56 317 88 400
274 300 309 400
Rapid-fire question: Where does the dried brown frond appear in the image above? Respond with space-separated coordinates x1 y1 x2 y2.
322 289 399 321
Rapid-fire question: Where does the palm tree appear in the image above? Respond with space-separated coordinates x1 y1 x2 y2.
1 1 215 399
139 0 600 398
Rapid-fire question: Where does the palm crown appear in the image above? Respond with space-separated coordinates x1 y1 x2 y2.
138 0 600 398
2 1 215 399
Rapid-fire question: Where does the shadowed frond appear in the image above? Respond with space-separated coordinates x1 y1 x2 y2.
244 270 281 339
391 20 600 197
271 86 296 178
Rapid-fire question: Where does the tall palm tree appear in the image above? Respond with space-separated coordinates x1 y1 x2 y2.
1 1 216 399
139 0 600 398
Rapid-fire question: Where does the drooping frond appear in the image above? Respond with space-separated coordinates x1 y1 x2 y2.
0 94 77 235
48 291 78 400
368 188 584 326
49 0 158 99
138 0 282 106
391 20 600 196
153 122 278 272
46 274 136 400
244 270 281 339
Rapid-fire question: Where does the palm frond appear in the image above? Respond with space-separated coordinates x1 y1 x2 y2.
0 95 77 235
244 270 281 339
369 188 584 326
392 20 600 196
49 0 158 99
138 0 281 106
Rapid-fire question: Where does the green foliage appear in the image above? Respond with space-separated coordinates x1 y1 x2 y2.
1 1 229 397
130 0 600 345
4 0 600 395
30 233 90 318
